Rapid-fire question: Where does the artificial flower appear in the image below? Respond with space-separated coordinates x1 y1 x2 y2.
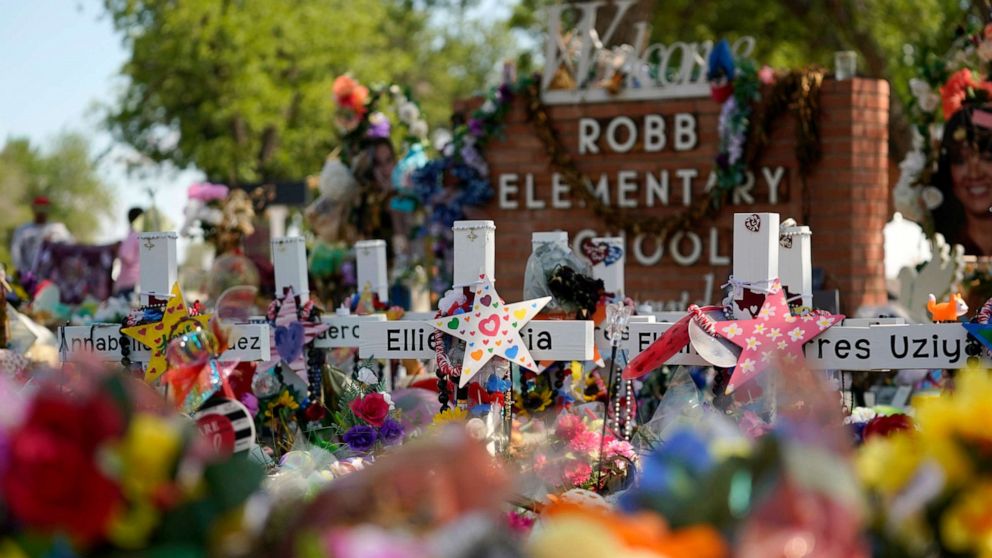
432 406 469 426
367 112 391 139
940 481 992 555
349 393 391 427
555 413 586 439
940 68 992 119
378 418 405 445
397 101 420 124
343 425 378 453
920 186 944 210
863 413 914 441
187 182 229 202
357 366 379 385
2 391 125 544
332 75 369 116
117 414 183 498
564 461 593 486
909 78 940 113
569 430 601 454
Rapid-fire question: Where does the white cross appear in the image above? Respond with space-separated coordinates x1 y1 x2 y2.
59 233 270 363
624 212 983 371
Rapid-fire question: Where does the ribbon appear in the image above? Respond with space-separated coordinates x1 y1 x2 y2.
722 275 778 300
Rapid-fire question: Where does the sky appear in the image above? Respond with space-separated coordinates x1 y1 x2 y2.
0 0 200 245
0 0 926 281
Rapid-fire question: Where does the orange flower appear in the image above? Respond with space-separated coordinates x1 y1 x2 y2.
940 68 992 119
332 75 368 116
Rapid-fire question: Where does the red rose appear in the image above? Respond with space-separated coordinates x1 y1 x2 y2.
940 68 992 119
863 414 913 440
3 425 121 544
349 393 390 427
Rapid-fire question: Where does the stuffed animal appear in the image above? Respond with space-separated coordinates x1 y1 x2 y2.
927 293 968 322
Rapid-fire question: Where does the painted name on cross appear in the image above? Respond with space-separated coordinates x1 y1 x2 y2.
59 324 270 363
360 320 594 361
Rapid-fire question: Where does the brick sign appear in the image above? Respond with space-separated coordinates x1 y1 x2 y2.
468 78 890 315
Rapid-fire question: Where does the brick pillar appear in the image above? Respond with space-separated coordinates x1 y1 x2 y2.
807 78 889 315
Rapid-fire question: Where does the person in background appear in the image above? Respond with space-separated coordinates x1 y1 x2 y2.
114 207 144 298
9 196 73 284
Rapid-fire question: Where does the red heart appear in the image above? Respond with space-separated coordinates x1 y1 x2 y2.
483 340 489 345
478 315 500 337
501 330 508 335
469 331 476 336
137 328 147 336
580 238 608 265
154 323 165 330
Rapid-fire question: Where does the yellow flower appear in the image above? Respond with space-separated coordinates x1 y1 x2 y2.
265 390 300 419
941 482 992 556
857 433 922 496
118 414 183 498
432 406 468 426
107 501 160 549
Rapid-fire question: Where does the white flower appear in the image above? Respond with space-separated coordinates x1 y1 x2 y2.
845 407 877 425
389 84 402 96
768 328 782 340
760 351 773 363
481 100 497 115
722 323 743 339
909 78 940 113
397 101 420 124
745 336 761 350
788 327 805 342
816 316 834 329
899 149 926 177
382 392 396 411
777 341 788 350
357 366 379 385
980 40 992 62
920 186 944 210
753 323 766 334
432 128 453 151
409 119 429 139
758 305 776 319
740 358 755 373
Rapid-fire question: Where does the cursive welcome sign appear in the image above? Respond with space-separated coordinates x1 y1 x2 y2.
542 0 755 103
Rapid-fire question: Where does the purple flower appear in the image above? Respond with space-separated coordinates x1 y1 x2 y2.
468 118 485 138
366 112 391 139
240 392 259 416
378 418 405 445
343 424 378 452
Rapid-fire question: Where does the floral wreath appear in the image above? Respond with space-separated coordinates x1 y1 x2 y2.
893 22 992 232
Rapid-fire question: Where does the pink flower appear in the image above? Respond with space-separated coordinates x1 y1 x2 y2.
564 461 593 486
555 413 586 439
569 430 600 454
605 440 635 461
188 182 229 202
507 511 535 534
533 453 548 472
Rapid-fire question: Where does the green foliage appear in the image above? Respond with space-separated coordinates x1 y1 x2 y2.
0 133 115 265
103 0 515 184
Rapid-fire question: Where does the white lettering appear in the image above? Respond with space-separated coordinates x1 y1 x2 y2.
732 171 755 204
676 168 697 206
670 231 702 266
525 174 546 209
579 118 601 154
590 174 610 205
499 174 519 209
552 173 571 209
644 114 666 152
709 227 730 265
633 233 664 265
674 113 697 151
646 171 669 207
617 170 637 208
606 116 637 153
763 166 785 204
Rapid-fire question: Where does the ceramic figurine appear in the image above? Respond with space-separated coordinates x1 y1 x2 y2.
927 293 968 322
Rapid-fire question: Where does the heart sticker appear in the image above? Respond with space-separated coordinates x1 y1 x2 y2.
479 294 492 307
274 322 305 363
470 350 483 361
447 317 460 330
505 345 519 359
513 309 527 320
478 315 500 336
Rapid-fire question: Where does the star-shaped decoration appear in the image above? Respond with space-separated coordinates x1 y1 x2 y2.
430 275 550 388
122 282 211 383
713 279 844 394
256 287 329 385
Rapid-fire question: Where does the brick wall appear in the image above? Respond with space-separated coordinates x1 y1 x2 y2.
466 78 889 315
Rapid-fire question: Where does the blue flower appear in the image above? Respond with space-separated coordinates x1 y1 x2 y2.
485 373 510 393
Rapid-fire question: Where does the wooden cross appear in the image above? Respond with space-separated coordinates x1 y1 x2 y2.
624 212 981 371
359 221 595 362
59 233 270 363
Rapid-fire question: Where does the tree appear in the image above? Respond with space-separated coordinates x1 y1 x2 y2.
103 0 515 185
0 134 116 265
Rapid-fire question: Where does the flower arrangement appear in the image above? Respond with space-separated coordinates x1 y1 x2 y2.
329 375 405 455
857 366 992 557
0 370 263 555
893 22 992 228
180 184 256 255
526 410 637 494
